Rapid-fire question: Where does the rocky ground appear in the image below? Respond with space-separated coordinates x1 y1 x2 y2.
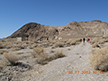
0 41 108 81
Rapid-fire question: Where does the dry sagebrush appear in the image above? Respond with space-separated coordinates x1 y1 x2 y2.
90 46 108 71
92 42 100 48
31 47 65 65
53 42 64 47
0 52 21 66
0 49 8 54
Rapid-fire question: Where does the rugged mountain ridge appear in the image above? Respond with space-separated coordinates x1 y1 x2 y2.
8 23 59 40
8 20 108 40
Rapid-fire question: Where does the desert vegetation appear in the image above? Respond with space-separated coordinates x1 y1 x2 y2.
90 45 108 71
0 49 8 54
53 42 64 47
0 51 21 66
31 47 65 65
92 42 100 48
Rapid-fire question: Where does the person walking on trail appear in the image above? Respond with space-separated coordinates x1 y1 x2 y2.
83 38 85 43
87 38 90 42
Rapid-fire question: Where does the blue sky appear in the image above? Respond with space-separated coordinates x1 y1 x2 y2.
0 0 108 38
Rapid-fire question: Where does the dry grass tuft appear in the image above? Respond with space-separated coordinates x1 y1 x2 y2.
45 50 65 63
53 50 65 58
0 49 8 54
31 47 48 65
92 42 100 48
90 46 108 71
98 39 106 44
31 47 45 58
90 38 99 44
0 52 21 66
53 42 64 47
31 47 65 65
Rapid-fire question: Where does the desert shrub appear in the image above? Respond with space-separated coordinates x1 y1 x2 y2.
92 42 100 48
75 38 82 42
29 43 38 49
31 47 65 65
0 65 3 72
42 43 49 48
12 47 22 51
0 45 4 49
70 40 76 45
31 47 47 64
90 38 99 44
90 46 108 71
0 49 8 54
53 42 64 47
31 47 46 58
5 52 21 64
0 43 5 49
12 43 28 51
0 52 21 65
44 50 65 63
53 50 65 58
98 39 106 44
66 39 72 44
49 40 57 44
0 42 13 49
66 39 77 45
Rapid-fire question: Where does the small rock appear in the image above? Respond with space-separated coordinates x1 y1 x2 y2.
79 56 81 58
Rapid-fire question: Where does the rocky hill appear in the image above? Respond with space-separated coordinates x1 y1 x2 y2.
8 23 59 40
8 20 108 41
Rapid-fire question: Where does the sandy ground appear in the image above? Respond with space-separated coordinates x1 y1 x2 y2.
21 42 108 81
1 42 108 81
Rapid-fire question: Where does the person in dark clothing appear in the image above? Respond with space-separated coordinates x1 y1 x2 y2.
83 38 85 43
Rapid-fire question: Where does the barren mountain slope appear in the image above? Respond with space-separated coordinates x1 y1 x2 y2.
7 20 108 40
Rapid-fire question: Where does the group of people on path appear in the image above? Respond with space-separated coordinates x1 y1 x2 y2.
83 38 90 43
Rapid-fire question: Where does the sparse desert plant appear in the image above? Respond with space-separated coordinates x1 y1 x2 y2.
90 38 99 44
75 38 82 42
31 47 47 64
42 43 49 48
53 42 64 47
53 50 65 58
92 42 100 48
70 40 76 45
0 65 3 72
45 50 65 62
29 43 38 49
31 47 46 58
98 39 106 44
66 39 77 45
12 47 22 51
90 46 108 71
0 42 13 49
31 47 65 65
66 39 72 44
0 52 21 66
0 45 4 49
0 49 8 54
0 42 5 49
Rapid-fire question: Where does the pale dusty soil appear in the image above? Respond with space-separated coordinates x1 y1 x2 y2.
1 42 108 81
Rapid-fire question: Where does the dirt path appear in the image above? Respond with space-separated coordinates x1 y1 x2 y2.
21 42 107 81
